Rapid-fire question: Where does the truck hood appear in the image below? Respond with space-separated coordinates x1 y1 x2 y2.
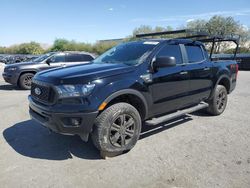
35 63 135 84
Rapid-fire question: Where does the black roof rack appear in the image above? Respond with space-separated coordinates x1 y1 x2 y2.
136 29 240 60
197 36 240 59
135 29 187 38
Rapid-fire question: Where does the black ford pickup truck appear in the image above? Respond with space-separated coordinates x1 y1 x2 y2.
28 30 239 157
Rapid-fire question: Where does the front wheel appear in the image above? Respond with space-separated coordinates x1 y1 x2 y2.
19 73 34 90
207 85 228 115
91 102 142 154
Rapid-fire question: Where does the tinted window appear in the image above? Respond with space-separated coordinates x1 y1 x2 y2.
156 44 183 64
33 52 55 62
81 54 94 61
185 45 204 63
50 54 65 63
66 54 93 62
66 54 80 62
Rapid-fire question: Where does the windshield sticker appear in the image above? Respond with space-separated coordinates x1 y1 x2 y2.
143 41 159 45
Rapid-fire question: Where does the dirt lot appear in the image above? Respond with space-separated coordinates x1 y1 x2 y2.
0 63 249 188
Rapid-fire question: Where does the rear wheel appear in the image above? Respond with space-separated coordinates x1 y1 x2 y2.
91 102 141 154
19 73 34 90
207 85 228 115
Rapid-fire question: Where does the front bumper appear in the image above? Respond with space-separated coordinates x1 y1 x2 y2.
2 72 19 85
28 96 98 141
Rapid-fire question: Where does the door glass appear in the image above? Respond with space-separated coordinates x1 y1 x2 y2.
81 54 94 61
66 54 82 62
156 44 183 64
50 54 65 63
185 45 204 63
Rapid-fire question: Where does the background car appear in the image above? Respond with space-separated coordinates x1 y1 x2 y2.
2 51 96 89
212 53 250 70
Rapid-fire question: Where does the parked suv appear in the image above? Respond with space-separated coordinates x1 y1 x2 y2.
2 51 95 89
29 31 238 157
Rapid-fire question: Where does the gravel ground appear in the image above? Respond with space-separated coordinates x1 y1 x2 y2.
0 63 249 188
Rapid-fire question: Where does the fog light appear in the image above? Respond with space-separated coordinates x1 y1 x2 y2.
71 118 82 126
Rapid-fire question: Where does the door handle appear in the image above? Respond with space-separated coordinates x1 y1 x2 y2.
203 67 210 71
179 71 188 75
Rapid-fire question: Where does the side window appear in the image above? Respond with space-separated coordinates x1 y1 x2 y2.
185 45 205 63
49 54 65 63
66 54 94 62
66 54 82 62
156 44 183 64
81 54 94 61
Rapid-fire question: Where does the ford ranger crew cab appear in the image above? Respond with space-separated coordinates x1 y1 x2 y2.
28 34 238 157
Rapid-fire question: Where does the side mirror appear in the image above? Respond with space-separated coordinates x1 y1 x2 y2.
46 58 52 65
153 56 176 70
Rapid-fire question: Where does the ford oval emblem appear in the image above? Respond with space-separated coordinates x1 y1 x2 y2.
35 87 41 95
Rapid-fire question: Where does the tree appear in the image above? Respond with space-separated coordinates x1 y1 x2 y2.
187 19 207 33
49 39 69 51
132 25 154 36
0 42 44 54
49 39 93 53
16 42 44 54
129 25 174 40
0 47 7 54
92 41 118 55
206 16 239 36
187 16 250 53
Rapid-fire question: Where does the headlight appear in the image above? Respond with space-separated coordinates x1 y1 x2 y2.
7 67 17 71
55 83 95 98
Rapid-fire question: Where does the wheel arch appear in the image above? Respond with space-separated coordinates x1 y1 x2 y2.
209 75 231 100
101 89 149 120
18 71 37 86
216 75 231 93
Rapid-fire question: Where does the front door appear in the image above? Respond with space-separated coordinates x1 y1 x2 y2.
149 44 190 116
41 53 66 71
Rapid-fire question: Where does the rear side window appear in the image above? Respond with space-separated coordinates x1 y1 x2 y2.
66 54 94 62
185 45 204 63
81 54 94 61
66 54 81 62
156 44 183 64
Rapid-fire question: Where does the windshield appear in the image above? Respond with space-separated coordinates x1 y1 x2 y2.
92 41 159 66
33 53 55 63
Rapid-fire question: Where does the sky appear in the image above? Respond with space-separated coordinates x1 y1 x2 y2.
0 0 250 46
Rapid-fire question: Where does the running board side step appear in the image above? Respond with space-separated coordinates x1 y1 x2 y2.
146 102 209 126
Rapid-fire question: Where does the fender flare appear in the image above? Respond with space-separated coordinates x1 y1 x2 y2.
102 89 149 119
216 75 231 91
18 69 38 78
209 75 231 99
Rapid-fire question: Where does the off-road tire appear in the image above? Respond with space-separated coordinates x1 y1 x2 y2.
207 85 228 115
91 102 141 153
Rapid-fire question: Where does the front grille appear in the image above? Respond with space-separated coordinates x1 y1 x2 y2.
31 81 55 103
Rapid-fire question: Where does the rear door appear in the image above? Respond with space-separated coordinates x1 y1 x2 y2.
150 44 190 115
184 44 213 104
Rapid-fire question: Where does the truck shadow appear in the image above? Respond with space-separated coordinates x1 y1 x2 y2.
3 116 193 160
3 120 101 160
140 115 192 139
0 84 20 91
190 110 211 117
